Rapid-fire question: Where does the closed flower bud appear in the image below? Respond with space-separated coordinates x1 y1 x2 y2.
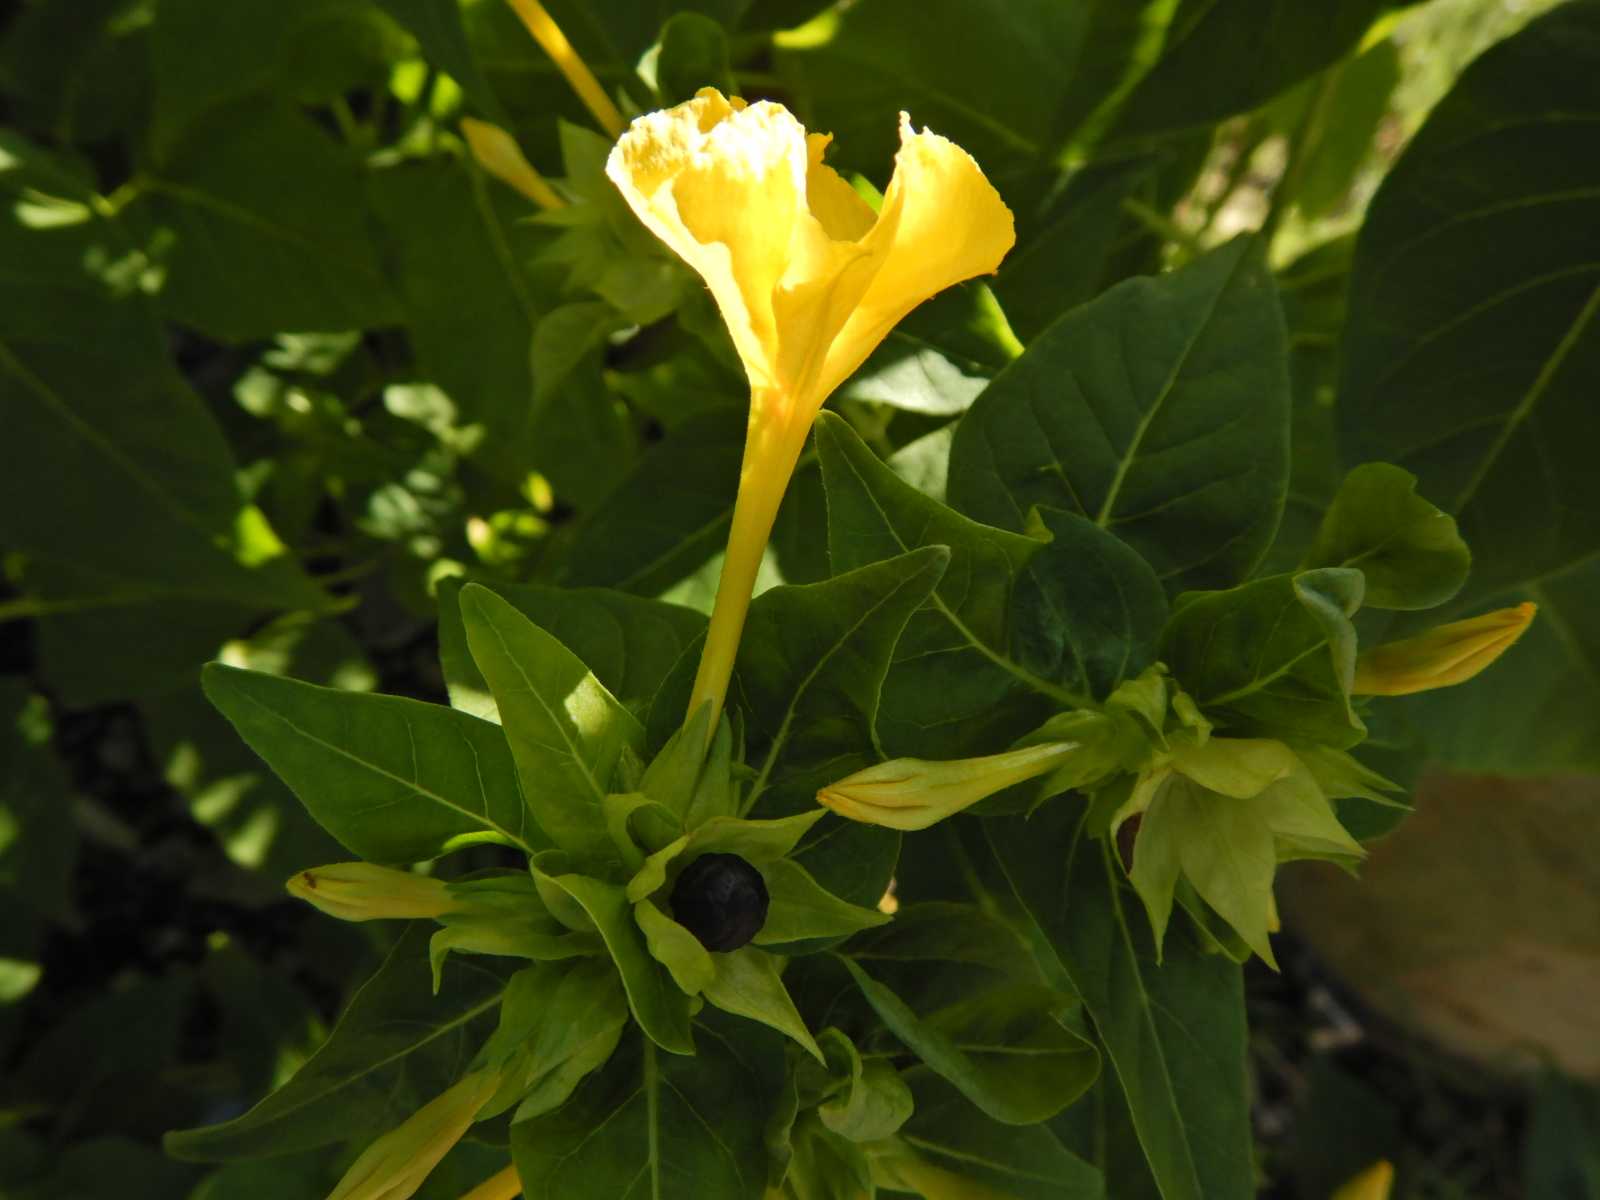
327 1069 499 1200
817 741 1080 831
286 863 453 923
1332 1162 1394 1200
1352 602 1535 696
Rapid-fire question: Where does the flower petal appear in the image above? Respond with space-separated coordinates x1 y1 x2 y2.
606 89 807 390
813 114 1016 401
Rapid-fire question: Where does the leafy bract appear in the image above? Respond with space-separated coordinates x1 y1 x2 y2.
1161 569 1365 747
438 578 704 724
459 583 642 858
949 236 1289 594
529 865 694 1056
1305 463 1469 610
201 664 539 862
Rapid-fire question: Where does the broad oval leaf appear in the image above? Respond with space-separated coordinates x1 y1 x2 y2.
1338 0 1600 607
201 663 540 863
950 236 1290 594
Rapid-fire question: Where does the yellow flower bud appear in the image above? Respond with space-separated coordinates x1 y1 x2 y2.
606 89 1014 736
286 863 453 923
459 118 566 212
817 742 1078 831
1332 1161 1394 1200
457 1164 521 1200
328 1069 500 1200
1352 602 1535 696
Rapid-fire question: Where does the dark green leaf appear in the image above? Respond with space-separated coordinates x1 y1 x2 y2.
201 663 540 862
1304 462 1469 610
134 102 398 339
814 411 1060 758
839 958 1097 1126
1106 0 1399 142
988 808 1254 1200
367 158 550 489
1338 0 1600 607
1161 569 1365 746
950 236 1290 594
1524 1072 1600 1200
0 683 76 923
166 926 510 1161
511 1023 772 1200
459 583 642 858
559 407 745 594
901 1069 1104 1200
374 0 506 119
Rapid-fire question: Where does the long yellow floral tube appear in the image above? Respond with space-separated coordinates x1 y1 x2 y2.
818 742 1079 831
607 89 1014 733
505 0 624 136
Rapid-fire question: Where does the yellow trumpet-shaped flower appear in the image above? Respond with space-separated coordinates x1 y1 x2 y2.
328 1070 500 1200
1332 1161 1394 1200
607 89 1015 732
1352 602 1536 696
818 742 1077 831
286 863 453 922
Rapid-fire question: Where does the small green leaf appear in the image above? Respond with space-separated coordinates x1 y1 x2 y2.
460 583 643 858
839 959 1097 1125
634 899 715 996
201 664 539 863
530 866 694 1055
753 858 890 947
815 1030 913 1143
165 926 509 1161
1161 569 1365 746
480 959 629 1121
702 947 822 1064
688 811 826 863
1305 463 1469 610
431 874 601 991
950 236 1290 595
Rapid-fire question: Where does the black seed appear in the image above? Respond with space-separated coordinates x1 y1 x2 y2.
669 853 769 952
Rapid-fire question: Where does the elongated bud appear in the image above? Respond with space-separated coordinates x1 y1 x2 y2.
457 1164 521 1200
1353 602 1535 696
328 1069 500 1200
1333 1161 1394 1200
818 742 1079 831
504 0 624 135
287 863 453 922
460 118 566 211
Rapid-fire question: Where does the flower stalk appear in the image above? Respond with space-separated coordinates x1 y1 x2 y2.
606 89 1014 737
505 0 624 136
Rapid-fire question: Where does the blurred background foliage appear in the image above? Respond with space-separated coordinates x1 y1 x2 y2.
1 0 1596 1195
